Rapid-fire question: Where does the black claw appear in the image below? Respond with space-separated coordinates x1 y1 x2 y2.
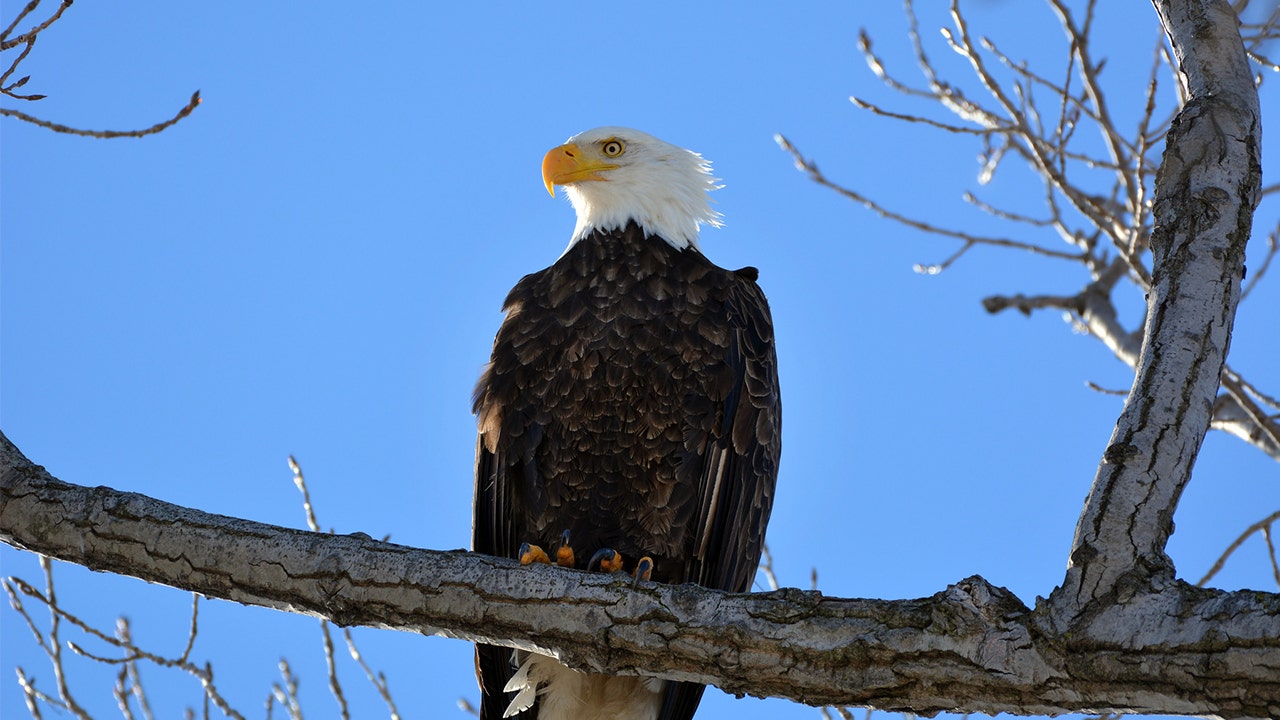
632 557 654 586
588 547 622 572
518 542 551 565
555 529 575 567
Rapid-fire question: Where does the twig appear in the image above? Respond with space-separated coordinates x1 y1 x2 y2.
849 95 999 134
981 291 1082 316
963 192 1054 227
1241 221 1277 300
758 544 780 592
1219 366 1280 455
118 618 157 720
1228 368 1280 414
343 629 403 720
290 455 401 718
904 0 998 128
1048 0 1140 217
180 594 201 664
1085 381 1129 396
0 0 42 45
0 90 202 138
914 241 975 275
0 0 70 51
43 557 92 720
288 455 321 533
322 622 351 720
7 570 247 719
982 30 1144 160
113 667 137 720
775 134 1084 266
273 660 304 720
1196 509 1280 588
15 666 53 719
1127 35 1166 260
857 27 935 101
1 37 40 99
1241 3 1280 65
945 0 1136 257
1 1 202 138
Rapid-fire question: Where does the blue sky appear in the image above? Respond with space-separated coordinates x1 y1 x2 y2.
2 2 1277 719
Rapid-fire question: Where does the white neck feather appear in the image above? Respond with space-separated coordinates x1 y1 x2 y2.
561 131 722 253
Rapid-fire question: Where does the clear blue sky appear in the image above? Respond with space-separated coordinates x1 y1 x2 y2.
3 2 1276 718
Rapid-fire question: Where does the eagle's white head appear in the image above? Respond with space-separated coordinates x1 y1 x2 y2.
542 127 722 252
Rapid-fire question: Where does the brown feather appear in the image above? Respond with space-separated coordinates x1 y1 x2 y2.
472 220 781 720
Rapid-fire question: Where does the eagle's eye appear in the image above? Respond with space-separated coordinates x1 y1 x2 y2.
601 140 625 157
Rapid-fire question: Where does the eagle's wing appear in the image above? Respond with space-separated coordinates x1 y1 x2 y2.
473 432 528 719
473 425 527 712
659 267 782 720
473 273 547 720
471 263 780 720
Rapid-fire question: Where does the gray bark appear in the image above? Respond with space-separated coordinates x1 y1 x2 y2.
0 0 1273 717
2 433 1278 718
1047 0 1263 622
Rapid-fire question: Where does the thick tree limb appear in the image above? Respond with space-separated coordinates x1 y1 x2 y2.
1048 0 1263 624
2 433 1277 718
2 3 1275 719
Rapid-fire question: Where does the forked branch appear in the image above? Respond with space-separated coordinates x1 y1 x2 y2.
0 0 200 138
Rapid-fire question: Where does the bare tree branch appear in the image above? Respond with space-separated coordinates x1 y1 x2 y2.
2 433 1277 718
5 569 245 719
774 134 1086 265
4 3 1277 719
0 91 202 139
800 0 1280 464
1196 509 1280 588
1241 220 1278 299
0 1 201 138
0 0 71 51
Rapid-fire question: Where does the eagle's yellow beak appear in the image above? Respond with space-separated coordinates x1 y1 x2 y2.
541 143 618 196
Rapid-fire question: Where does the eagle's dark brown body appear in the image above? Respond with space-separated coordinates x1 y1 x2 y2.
472 220 781 720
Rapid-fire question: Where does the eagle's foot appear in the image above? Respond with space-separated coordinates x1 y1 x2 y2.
632 556 654 584
518 529 575 568
553 529 575 567
586 549 654 582
587 547 625 573
518 541 550 565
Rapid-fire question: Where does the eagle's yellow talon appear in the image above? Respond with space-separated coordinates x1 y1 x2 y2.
632 556 654 583
555 529 575 568
588 547 625 573
518 542 551 565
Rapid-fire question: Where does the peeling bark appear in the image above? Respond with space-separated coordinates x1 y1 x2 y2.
1050 0 1263 620
0 2 1274 718
2 433 1278 718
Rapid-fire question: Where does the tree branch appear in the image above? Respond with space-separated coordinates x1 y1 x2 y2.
3 432 1277 718
826 0 1278 469
0 91 202 139
1050 0 1262 619
1 1 201 138
773 134 1086 265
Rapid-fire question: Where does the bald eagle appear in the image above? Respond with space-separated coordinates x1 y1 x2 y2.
472 127 781 720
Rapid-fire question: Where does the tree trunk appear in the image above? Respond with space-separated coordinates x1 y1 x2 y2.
0 1 1272 717
1048 0 1262 621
